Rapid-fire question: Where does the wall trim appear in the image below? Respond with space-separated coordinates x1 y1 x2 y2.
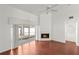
0 47 17 55
37 39 65 43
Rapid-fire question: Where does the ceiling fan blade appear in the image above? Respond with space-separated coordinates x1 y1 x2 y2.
39 9 57 14
39 5 58 14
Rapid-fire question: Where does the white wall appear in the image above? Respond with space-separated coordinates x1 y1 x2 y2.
77 22 79 46
39 13 52 40
51 13 65 43
36 4 79 44
51 5 79 43
0 5 37 52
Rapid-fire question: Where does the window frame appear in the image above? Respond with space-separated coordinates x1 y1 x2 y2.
29 27 36 37
17 25 36 40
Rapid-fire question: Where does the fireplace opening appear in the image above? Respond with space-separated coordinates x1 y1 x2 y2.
41 33 49 38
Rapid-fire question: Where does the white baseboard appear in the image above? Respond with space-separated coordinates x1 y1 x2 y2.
55 40 65 43
0 48 11 53
65 40 79 46
37 39 51 41
65 39 76 43
51 39 65 43
37 39 65 43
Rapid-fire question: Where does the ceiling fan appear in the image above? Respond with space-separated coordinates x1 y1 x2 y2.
39 4 58 14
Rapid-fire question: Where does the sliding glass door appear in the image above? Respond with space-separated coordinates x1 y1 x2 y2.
11 24 36 48
17 25 35 40
30 27 35 37
24 27 29 38
18 25 22 39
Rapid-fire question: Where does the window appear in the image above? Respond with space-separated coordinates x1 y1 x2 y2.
17 25 35 39
18 26 22 39
30 27 35 36
24 27 29 38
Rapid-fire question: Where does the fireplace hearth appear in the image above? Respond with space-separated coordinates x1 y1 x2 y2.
41 33 49 38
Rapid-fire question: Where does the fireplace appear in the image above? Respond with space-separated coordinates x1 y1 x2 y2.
41 33 49 38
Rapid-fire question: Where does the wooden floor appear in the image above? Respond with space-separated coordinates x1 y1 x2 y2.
0 40 79 55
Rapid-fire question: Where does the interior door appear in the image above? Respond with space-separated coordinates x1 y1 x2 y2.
65 19 77 42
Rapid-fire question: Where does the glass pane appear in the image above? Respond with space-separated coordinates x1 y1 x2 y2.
30 27 35 33
24 28 28 32
30 27 35 36
24 28 29 36
30 33 35 36
18 27 22 38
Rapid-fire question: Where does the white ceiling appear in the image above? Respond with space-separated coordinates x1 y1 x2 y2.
8 4 69 15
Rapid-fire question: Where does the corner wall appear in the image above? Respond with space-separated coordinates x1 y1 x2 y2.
0 5 37 52
51 5 79 43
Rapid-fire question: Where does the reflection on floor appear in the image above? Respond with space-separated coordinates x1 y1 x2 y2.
0 40 79 55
